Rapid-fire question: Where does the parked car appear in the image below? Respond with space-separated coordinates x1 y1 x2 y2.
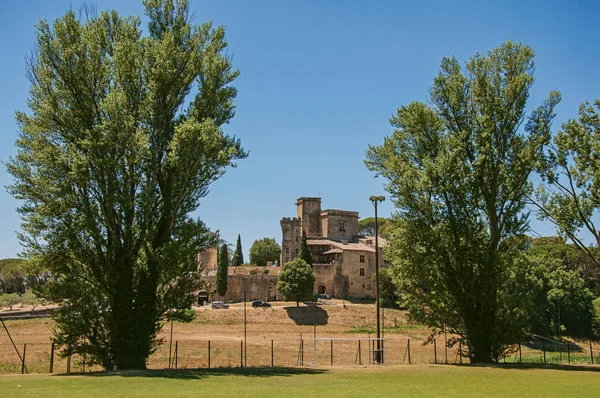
252 300 271 308
211 301 230 309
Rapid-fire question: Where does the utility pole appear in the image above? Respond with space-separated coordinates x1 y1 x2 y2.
370 195 385 364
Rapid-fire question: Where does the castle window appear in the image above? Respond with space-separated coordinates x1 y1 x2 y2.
285 257 289 262
295 249 299 255
338 220 346 232
296 236 298 242
362 284 365 288
359 268 365 276
285 248 289 254
360 255 365 263
384 259 390 265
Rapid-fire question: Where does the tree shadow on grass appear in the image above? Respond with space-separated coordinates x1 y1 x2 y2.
69 367 328 380
284 305 328 326
521 335 584 353
453 363 600 373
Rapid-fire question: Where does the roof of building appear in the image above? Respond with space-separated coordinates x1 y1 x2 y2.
306 239 381 253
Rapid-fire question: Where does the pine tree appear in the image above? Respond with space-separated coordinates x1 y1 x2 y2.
232 234 244 266
216 244 229 297
299 229 313 266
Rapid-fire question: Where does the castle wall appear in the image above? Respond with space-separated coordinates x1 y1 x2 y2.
313 261 349 298
203 274 281 302
321 210 359 240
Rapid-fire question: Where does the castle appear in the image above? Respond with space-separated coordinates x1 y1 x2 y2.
198 197 386 301
281 197 386 298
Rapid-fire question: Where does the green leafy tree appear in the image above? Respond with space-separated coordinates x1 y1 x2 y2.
358 217 390 238
277 258 315 307
249 238 281 266
372 267 398 308
365 41 559 363
21 291 41 311
6 0 245 370
216 244 229 297
298 229 313 266
535 100 600 268
1 293 22 311
232 234 244 266
524 238 596 337
0 259 26 294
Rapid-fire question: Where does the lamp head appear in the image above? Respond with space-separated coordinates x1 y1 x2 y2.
369 195 385 203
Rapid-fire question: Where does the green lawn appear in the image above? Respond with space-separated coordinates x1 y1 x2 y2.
0 365 598 398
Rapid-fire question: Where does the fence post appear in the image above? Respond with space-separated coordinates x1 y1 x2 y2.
208 340 211 369
459 341 462 364
330 340 333 366
542 340 546 364
590 340 594 364
445 331 448 364
434 339 437 364
358 340 361 365
49 342 55 373
241 340 244 367
407 339 411 364
567 342 570 364
21 344 27 374
174 341 178 370
519 343 522 364
67 344 72 374
300 339 304 365
271 340 274 367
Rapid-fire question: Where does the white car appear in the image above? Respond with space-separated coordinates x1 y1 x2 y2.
211 301 230 309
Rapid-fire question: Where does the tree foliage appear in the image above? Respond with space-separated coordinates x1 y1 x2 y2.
216 243 229 297
536 99 600 267
365 41 559 362
249 238 281 266
0 293 22 311
524 237 596 337
0 259 26 294
358 217 390 238
277 258 315 307
21 291 42 311
232 234 244 266
298 229 313 266
6 0 245 370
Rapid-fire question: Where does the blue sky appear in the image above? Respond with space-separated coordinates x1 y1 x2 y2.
0 0 599 260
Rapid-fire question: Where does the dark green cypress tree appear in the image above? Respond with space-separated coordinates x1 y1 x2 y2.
232 234 244 266
299 229 314 266
216 244 229 296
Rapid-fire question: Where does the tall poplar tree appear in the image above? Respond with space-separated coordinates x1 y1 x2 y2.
6 0 246 370
232 234 244 266
366 41 559 362
216 244 229 297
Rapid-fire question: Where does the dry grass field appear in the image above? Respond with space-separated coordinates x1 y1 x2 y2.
1 300 598 373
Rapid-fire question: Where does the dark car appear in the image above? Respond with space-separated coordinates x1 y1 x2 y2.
252 300 271 308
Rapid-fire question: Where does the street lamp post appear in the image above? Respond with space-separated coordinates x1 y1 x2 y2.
370 195 385 364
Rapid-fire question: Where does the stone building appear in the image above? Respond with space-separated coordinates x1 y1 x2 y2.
280 197 386 298
197 197 387 301
197 249 281 302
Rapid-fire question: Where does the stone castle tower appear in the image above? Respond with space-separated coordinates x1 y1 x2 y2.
280 197 359 264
